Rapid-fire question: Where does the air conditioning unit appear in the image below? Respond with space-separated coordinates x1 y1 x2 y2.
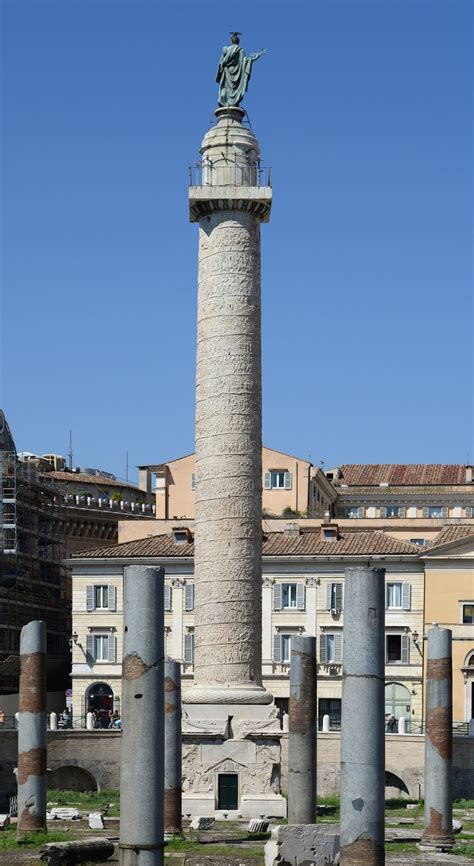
330 608 341 615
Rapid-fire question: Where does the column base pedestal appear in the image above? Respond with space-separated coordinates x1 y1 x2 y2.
182 700 287 820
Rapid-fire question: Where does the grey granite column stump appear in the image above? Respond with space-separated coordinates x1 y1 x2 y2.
288 635 317 824
17 620 47 838
119 566 165 866
340 567 385 866
420 626 454 849
164 657 182 836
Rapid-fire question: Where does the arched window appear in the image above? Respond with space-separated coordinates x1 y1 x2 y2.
85 682 114 729
385 682 411 731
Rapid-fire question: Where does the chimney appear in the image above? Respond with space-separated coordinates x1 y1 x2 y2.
284 522 301 537
466 466 473 483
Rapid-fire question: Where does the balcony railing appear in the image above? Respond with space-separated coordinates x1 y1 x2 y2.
189 161 272 188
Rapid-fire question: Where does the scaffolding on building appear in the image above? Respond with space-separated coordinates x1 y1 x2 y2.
0 411 70 693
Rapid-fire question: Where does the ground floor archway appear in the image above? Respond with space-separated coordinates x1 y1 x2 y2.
86 682 114 728
48 765 98 792
385 770 410 797
385 682 411 731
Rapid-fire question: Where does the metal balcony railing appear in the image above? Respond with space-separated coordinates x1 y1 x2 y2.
189 161 272 188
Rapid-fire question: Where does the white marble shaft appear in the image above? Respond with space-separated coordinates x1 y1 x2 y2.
190 108 272 700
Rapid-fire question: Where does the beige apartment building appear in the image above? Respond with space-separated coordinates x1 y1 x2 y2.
69 523 425 729
422 525 474 725
138 446 337 520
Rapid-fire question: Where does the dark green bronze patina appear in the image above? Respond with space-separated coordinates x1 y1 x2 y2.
216 32 266 107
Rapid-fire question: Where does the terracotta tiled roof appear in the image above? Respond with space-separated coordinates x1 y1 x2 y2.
48 471 140 490
72 528 420 560
427 525 474 549
336 464 468 487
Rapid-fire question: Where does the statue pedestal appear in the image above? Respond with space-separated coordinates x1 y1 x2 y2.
181 701 287 820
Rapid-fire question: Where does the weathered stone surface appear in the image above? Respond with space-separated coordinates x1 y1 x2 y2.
264 824 340 866
0 814 10 830
48 807 82 820
190 816 215 830
248 818 269 833
88 811 104 829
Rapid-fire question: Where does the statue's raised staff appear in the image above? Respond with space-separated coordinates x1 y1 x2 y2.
216 32 266 107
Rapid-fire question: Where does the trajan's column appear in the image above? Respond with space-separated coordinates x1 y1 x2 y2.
182 34 285 818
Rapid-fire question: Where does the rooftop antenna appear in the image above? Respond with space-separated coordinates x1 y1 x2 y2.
68 430 73 471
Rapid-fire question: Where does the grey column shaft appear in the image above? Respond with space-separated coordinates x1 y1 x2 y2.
17 620 47 837
119 566 165 866
194 210 263 691
422 627 454 846
288 635 316 824
340 567 385 866
164 657 182 835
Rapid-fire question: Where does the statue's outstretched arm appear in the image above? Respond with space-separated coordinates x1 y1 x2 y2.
250 48 267 61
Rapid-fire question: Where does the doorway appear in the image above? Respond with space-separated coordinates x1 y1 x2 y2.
86 683 114 728
217 773 238 810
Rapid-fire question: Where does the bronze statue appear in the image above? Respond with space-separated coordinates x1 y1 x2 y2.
216 32 266 107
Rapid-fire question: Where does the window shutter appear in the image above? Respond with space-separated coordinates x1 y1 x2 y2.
264 472 272 490
334 633 343 663
86 634 94 663
273 584 282 610
441 506 448 518
385 584 389 609
108 585 116 611
164 584 171 612
273 634 282 663
379 507 387 518
422 507 429 518
402 583 411 610
185 584 195 611
184 633 194 664
284 472 292 490
86 586 95 612
325 582 333 610
358 507 365 518
334 583 343 611
399 507 406 518
319 634 327 664
401 633 410 664
296 584 305 610
108 636 116 663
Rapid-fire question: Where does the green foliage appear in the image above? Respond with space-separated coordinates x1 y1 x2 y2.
47 788 120 817
0 827 71 850
453 844 474 858
165 838 263 857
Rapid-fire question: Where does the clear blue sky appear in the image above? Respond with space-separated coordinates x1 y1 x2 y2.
2 1 472 481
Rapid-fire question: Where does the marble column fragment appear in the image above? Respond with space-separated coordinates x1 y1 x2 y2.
421 626 454 848
340 567 385 866
17 620 47 838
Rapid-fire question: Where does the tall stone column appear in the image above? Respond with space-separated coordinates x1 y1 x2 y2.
182 107 285 820
164 657 182 836
421 626 454 849
17 620 47 838
187 106 272 704
288 635 317 824
340 567 385 866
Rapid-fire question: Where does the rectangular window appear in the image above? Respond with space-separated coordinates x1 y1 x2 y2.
425 506 448 518
345 506 364 518
265 470 292 490
318 698 341 731
386 583 402 608
94 586 109 609
410 538 428 547
383 506 406 519
93 634 109 661
282 583 297 608
463 604 474 624
325 582 343 611
184 584 195 611
281 634 292 663
319 632 342 664
184 632 195 664
386 634 410 664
